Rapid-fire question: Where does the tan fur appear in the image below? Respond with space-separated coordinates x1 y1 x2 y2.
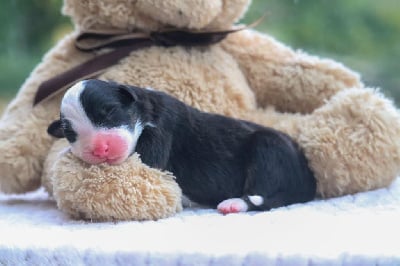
0 0 399 221
0 32 94 193
221 30 363 113
299 88 400 197
51 151 182 221
100 45 256 117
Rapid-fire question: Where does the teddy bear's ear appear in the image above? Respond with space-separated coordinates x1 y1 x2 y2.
47 120 65 139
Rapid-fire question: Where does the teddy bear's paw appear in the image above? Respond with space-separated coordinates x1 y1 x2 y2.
299 88 400 198
52 152 182 221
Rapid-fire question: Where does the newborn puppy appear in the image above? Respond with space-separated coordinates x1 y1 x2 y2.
48 79 316 214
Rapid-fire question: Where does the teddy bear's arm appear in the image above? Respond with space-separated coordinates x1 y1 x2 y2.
221 30 363 113
0 32 94 194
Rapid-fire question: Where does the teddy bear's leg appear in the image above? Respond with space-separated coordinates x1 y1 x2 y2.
298 88 400 198
0 33 94 194
222 30 363 114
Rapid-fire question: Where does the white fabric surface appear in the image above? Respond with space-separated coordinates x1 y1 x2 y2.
1 177 400 266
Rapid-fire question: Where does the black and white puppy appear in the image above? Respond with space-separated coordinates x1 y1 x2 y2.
48 79 316 214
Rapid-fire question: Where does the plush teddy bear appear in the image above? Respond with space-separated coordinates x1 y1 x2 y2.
1 0 399 221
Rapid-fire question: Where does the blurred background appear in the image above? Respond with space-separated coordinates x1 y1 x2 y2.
1 0 399 112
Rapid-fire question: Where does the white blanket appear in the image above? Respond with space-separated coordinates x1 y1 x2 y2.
1 177 400 266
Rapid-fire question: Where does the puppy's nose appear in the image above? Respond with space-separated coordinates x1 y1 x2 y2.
92 141 109 158
90 132 128 161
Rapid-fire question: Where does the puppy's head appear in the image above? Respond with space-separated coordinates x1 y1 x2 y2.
48 79 145 165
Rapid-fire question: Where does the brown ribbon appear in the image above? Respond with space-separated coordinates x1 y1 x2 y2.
33 15 266 106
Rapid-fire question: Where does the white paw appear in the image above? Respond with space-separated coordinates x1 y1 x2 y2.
248 195 264 206
217 198 248 214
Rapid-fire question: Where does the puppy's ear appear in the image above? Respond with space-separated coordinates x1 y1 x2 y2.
47 120 65 138
117 84 139 105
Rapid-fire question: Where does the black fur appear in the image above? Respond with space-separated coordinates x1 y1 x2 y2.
48 117 77 142
51 79 317 210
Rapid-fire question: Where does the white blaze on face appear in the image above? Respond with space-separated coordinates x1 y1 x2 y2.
61 81 93 138
60 80 143 165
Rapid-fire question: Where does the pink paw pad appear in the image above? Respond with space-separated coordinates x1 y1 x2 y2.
217 198 248 214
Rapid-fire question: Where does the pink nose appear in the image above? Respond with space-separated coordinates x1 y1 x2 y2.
92 141 109 158
91 133 127 160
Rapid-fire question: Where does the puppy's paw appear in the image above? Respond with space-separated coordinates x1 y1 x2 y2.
217 198 248 214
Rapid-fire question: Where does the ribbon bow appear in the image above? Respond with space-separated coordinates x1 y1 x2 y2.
33 15 266 106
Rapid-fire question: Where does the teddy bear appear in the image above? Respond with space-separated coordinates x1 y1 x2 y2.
0 0 399 221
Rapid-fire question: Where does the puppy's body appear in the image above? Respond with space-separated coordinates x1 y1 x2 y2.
49 80 316 213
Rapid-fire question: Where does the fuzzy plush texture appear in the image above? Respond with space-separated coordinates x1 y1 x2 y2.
42 140 182 221
52 151 182 221
1 177 400 265
1 0 400 221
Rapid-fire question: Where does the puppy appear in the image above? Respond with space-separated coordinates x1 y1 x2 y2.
48 79 316 214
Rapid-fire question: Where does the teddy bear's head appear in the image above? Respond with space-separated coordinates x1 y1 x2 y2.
62 0 251 32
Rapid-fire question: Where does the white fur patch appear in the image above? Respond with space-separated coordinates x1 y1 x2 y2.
248 195 264 206
129 120 144 152
61 80 94 137
61 81 97 159
145 122 156 128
